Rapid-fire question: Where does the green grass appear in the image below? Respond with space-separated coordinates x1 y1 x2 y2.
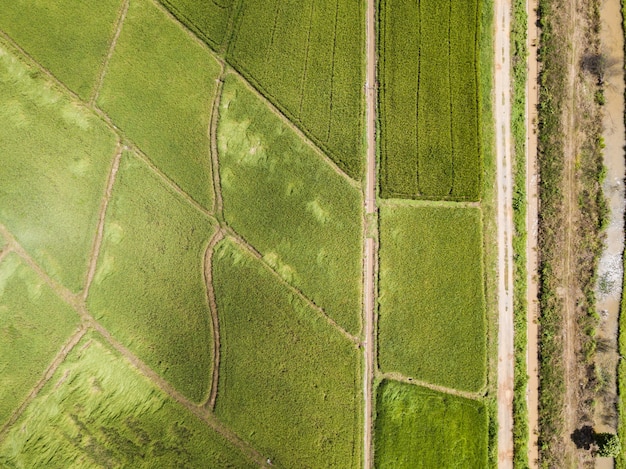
213 238 361 468
218 75 363 334
87 151 217 403
374 380 489 468
0 43 117 292
0 0 123 100
378 205 487 392
0 253 79 426
0 332 255 468
98 0 221 209
227 0 364 178
379 0 481 201
159 0 235 51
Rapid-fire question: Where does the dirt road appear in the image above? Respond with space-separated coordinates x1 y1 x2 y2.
495 0 515 466
526 0 540 464
363 0 377 466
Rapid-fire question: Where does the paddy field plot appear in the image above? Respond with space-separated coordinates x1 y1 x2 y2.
0 332 255 468
378 205 486 392
227 0 364 178
212 239 361 468
98 0 221 209
0 253 79 427
374 380 488 468
0 44 117 292
87 152 217 403
159 0 235 51
0 0 123 100
218 75 363 334
379 0 481 200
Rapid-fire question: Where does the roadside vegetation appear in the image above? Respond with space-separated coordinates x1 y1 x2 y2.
378 204 487 392
0 42 117 292
510 0 530 465
536 0 607 465
0 253 79 426
378 0 482 201
98 0 221 209
0 332 255 468
212 239 361 468
374 380 488 468
218 75 363 334
0 0 122 100
87 152 217 403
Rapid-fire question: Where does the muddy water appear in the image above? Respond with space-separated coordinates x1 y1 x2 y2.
595 0 625 468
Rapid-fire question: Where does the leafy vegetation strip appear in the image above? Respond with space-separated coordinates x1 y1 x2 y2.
510 0 530 465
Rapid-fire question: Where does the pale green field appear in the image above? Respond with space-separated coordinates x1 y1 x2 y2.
87 152 217 402
0 0 123 100
213 238 362 468
0 42 117 293
98 0 221 209
0 332 256 468
218 75 363 334
0 253 79 426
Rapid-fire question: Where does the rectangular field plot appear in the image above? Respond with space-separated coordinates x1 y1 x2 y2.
0 43 117 293
0 253 79 426
159 0 235 51
87 152 217 403
227 0 364 178
0 0 123 100
375 380 488 468
379 0 481 200
0 332 255 468
98 0 221 209
218 75 363 334
378 205 486 392
213 239 361 468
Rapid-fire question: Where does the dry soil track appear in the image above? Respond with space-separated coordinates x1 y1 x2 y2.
495 0 516 466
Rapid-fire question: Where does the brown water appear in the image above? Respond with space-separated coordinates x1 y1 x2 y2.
595 0 625 467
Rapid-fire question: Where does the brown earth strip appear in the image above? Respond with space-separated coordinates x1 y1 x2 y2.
82 142 124 299
202 229 225 411
209 71 225 218
90 0 130 107
381 372 486 402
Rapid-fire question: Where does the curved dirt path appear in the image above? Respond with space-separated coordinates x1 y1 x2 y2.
363 0 377 466
495 0 515 466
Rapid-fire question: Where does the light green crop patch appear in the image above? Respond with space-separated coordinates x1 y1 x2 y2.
218 75 363 334
0 44 117 293
87 151 217 403
0 332 256 468
0 253 79 426
0 0 123 100
374 380 488 468
213 239 362 468
378 205 487 392
98 0 221 209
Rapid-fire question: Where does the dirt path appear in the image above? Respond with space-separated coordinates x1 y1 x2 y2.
526 0 540 464
90 0 129 107
381 372 484 402
82 142 123 299
0 326 88 442
203 229 225 411
209 72 225 218
495 0 515 466
363 0 377 465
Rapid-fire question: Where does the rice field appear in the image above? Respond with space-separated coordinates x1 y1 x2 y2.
87 151 217 402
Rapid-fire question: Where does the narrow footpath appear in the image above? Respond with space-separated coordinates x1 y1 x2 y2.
495 0 515 466
363 0 378 466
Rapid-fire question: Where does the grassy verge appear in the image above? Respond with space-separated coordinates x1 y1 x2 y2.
511 0 529 466
536 0 606 465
